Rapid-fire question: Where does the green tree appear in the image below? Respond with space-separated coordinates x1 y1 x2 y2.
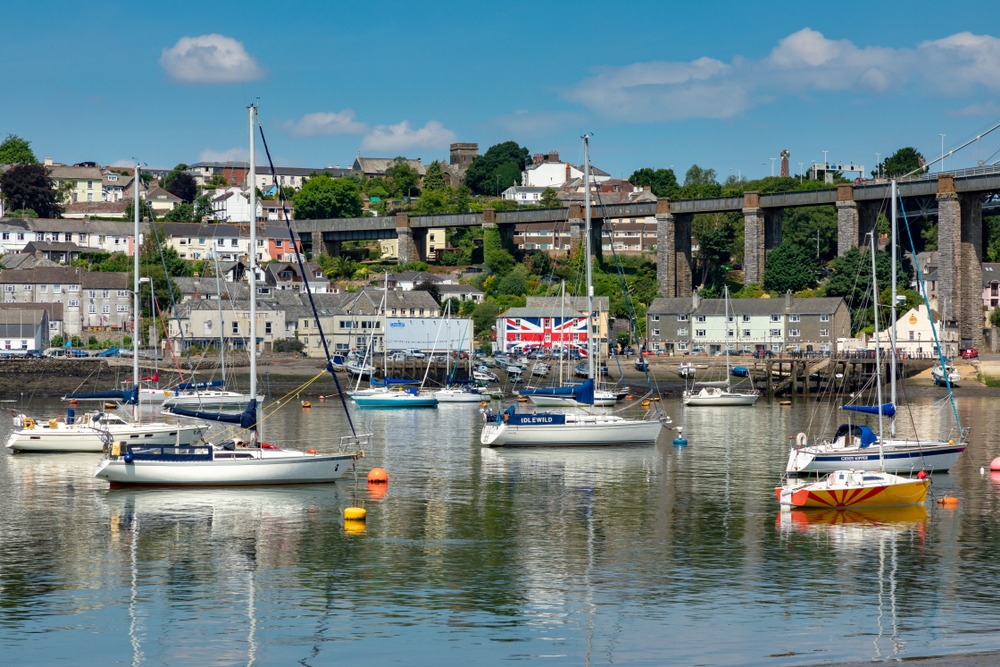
825 247 909 333
409 189 450 215
628 167 680 198
763 242 819 293
483 226 516 276
780 206 837 262
539 187 561 208
162 202 194 222
692 213 737 289
495 264 530 296
124 197 155 222
384 158 422 199
164 169 197 203
463 141 530 196
470 301 500 342
0 134 38 164
0 163 61 217
293 175 363 219
990 308 1000 328
422 160 447 192
881 147 926 178
679 165 721 199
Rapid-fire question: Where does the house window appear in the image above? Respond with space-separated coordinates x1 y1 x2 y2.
118 290 129 297
3 285 13 293
265 322 272 335
276 240 283 248
820 314 830 322
68 285 79 293
789 329 800 337
771 314 781 322
743 329 751 338
696 315 706 323
205 320 213 334
789 315 800 323
117 305 128 313
652 328 660 337
677 328 688 336
102 305 111 314
23 284 30 291
821 329 830 337
695 329 706 337
89 305 96 314
232 322 239 334
69 299 80 307
742 314 751 322
770 329 782 337
39 285 47 293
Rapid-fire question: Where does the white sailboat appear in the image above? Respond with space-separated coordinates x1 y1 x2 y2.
682 286 759 406
480 135 669 447
785 181 968 475
7 165 208 453
95 104 365 486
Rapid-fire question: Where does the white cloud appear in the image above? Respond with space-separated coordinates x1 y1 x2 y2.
285 111 367 137
198 147 249 163
563 28 1000 123
160 34 264 84
361 120 456 152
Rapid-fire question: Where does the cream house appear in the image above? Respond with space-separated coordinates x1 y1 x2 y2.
872 307 959 359
46 161 104 205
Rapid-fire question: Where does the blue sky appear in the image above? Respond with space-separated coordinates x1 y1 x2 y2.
7 1 1000 183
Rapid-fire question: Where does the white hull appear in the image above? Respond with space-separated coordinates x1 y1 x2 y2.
162 391 263 408
480 415 664 447
682 388 759 406
434 388 484 403
95 447 357 486
6 419 206 453
139 388 172 403
786 438 966 474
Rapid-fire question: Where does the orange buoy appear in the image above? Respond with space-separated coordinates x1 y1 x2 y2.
990 456 1000 472
937 496 960 507
307 448 317 454
368 467 388 484
301 400 311 408
625 395 633 400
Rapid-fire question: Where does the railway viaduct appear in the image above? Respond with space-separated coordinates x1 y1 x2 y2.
292 166 1000 349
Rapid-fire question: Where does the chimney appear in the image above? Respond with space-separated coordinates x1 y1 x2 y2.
548 151 559 162
565 163 571 181
692 290 701 310
534 153 544 165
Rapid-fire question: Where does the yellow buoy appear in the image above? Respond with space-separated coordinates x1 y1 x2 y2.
344 519 367 535
344 506 367 521
301 400 311 408
641 400 650 407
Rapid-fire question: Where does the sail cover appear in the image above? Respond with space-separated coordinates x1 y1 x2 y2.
842 403 896 417
833 423 879 448
166 399 258 431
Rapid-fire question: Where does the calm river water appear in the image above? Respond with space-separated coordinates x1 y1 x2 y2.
2 391 1000 666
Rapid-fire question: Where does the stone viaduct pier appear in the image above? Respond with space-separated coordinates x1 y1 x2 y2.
292 166 1000 349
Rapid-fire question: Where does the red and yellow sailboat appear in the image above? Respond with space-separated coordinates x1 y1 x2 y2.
775 469 929 508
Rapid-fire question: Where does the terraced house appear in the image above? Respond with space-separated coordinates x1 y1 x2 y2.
645 291 850 356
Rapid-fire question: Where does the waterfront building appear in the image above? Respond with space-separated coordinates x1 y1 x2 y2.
645 291 850 356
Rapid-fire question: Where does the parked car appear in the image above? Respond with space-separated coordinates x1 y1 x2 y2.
961 347 979 359
66 349 90 357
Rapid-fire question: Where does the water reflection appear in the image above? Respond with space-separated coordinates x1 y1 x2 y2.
4 394 1000 665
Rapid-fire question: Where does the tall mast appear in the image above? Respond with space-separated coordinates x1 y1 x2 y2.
890 179 898 436
248 104 258 411
132 164 141 401
583 135 595 383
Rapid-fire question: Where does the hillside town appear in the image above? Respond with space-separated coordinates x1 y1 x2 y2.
1 139 998 364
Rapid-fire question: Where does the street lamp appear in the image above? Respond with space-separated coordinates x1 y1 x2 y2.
798 162 804 183
875 153 880 178
729 167 741 182
770 157 776 177
940 134 946 172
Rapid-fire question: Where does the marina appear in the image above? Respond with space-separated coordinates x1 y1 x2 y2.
3 391 1000 665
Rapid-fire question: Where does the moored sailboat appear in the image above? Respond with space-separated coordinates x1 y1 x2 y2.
480 136 668 447
95 104 366 486
777 231 932 509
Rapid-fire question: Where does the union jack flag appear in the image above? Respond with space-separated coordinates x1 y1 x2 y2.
500 316 589 355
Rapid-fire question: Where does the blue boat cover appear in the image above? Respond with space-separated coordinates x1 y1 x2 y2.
833 423 879 448
166 398 258 431
842 402 896 417
63 387 139 405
